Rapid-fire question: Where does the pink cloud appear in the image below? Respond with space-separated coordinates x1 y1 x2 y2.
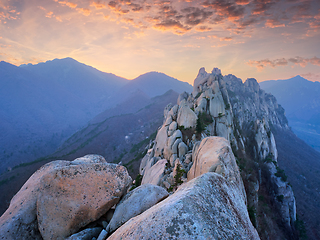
248 56 320 70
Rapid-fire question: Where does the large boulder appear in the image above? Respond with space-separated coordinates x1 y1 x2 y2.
176 100 197 129
107 173 260 240
0 160 71 240
141 159 167 186
187 137 246 202
37 162 132 240
108 184 169 233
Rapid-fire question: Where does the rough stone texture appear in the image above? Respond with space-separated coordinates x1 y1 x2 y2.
209 92 226 118
108 184 169 232
97 229 108 240
154 125 168 157
141 159 167 186
72 154 107 165
108 173 260 240
188 136 246 203
163 130 182 160
178 141 188 158
193 67 209 95
176 100 197 129
37 162 132 240
0 160 71 240
65 227 102 240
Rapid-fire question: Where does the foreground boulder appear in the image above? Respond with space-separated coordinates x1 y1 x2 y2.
0 155 132 240
187 137 246 202
108 172 260 240
37 163 131 239
108 184 169 233
0 160 70 240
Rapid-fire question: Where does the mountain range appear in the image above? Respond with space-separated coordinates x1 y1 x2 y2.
260 76 320 152
0 58 192 173
1 61 320 239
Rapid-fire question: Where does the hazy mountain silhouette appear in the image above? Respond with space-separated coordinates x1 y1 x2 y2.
260 76 320 152
102 71 193 110
0 58 192 173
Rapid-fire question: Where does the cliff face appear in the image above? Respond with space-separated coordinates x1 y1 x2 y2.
139 67 297 239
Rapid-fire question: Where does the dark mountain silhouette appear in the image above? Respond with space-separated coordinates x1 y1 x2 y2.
260 76 320 152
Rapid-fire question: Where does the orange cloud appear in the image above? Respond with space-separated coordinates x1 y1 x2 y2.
90 1 107 9
77 8 91 16
153 19 191 34
38 6 62 21
265 19 285 28
55 0 78 8
220 36 233 41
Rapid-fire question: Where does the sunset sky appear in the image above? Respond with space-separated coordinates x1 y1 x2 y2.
0 0 320 84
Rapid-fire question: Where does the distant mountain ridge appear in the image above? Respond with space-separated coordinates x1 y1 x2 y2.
0 58 192 173
260 75 320 152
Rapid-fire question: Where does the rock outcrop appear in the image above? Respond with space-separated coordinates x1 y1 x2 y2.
108 173 260 240
108 184 169 233
187 137 246 201
0 155 131 240
138 67 297 239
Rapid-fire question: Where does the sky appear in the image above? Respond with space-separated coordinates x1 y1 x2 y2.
0 0 320 84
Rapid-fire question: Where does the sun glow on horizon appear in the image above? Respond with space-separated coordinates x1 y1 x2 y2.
0 0 320 83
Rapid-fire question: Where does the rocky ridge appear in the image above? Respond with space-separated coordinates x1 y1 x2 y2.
0 67 298 239
138 67 297 239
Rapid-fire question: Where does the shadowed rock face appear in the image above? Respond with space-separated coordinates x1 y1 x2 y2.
108 173 260 240
108 184 169 233
0 155 131 240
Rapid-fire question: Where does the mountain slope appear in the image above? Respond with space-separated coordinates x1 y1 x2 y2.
122 71 192 98
21 57 129 112
0 90 179 216
260 76 320 151
273 126 320 239
0 58 128 173
103 71 193 110
53 90 179 166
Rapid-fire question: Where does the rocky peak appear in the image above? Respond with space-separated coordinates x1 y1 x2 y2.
244 78 260 93
139 67 297 239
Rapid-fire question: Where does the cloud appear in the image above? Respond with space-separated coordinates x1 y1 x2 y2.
220 36 233 41
181 7 213 26
81 0 320 36
265 19 285 28
300 72 320 82
38 6 62 21
248 56 320 70
250 0 277 15
0 1 20 23
196 25 212 31
153 19 191 34
76 7 91 16
90 1 107 9
202 0 245 21
55 0 78 9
